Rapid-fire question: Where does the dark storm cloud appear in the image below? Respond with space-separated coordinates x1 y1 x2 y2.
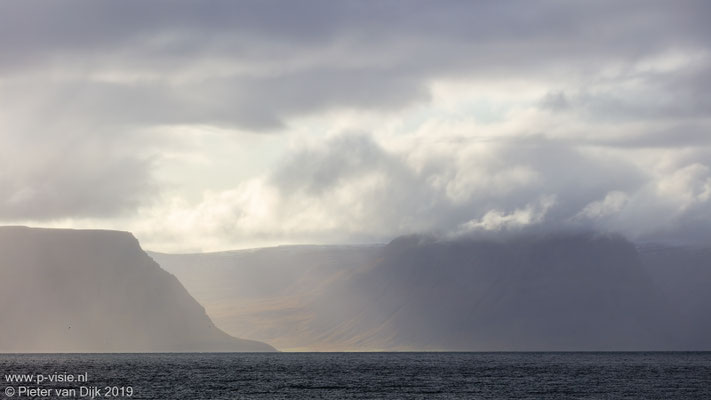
2 1 709 61
2 0 710 130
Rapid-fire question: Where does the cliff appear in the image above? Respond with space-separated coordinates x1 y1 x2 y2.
0 226 275 352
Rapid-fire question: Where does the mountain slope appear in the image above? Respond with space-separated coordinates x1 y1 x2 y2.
150 245 382 350
0 226 275 352
157 232 710 351
307 233 683 350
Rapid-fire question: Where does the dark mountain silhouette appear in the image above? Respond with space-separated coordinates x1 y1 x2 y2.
638 243 711 347
305 233 684 350
0 226 275 352
155 232 710 351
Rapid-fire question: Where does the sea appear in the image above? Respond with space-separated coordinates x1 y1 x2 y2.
1 352 710 399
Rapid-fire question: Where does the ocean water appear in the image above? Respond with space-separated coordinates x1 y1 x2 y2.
1 352 710 399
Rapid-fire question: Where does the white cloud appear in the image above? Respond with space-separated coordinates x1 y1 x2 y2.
458 195 557 233
576 191 630 220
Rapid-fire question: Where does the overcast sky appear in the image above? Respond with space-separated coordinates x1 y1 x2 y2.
1 1 710 251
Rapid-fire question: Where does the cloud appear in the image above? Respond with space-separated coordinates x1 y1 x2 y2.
458 195 558 233
125 131 709 251
538 55 711 124
575 191 630 220
1 1 710 248
0 128 155 220
2 1 710 132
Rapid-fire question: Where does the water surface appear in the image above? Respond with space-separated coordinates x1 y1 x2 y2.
1 352 709 399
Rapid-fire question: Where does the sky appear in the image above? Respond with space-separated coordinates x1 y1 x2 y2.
1 0 710 252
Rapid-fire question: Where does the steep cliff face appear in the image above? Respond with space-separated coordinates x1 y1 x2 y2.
150 245 383 351
0 226 275 352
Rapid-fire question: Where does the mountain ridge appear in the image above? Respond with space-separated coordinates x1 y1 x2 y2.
154 231 710 351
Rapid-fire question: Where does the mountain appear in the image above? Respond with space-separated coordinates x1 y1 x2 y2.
155 232 710 351
638 243 711 347
307 233 682 350
150 245 382 351
0 226 275 352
